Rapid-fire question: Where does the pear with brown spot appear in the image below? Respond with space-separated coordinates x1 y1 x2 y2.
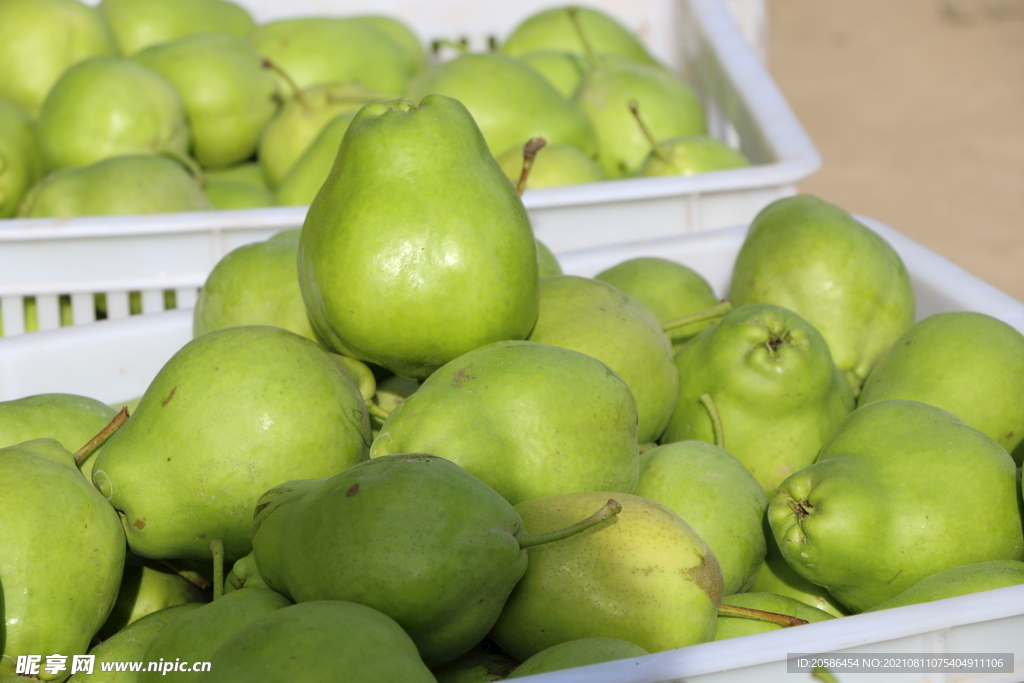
490 491 724 660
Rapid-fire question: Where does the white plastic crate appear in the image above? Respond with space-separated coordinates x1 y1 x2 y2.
0 0 817 336
0 216 1022 683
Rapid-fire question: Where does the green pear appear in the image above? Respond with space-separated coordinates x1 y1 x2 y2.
350 15 428 74
635 441 767 594
730 195 916 392
192 235 316 341
490 491 723 660
36 57 190 172
857 312 1024 463
71 603 205 683
536 240 563 277
770 400 1024 613
864 560 1024 612
258 84 390 189
527 275 678 444
574 57 707 178
250 18 415 95
501 7 658 66
274 112 356 206
748 527 849 618
138 587 292 683
98 559 208 638
405 53 598 158
298 96 539 380
637 135 750 177
519 50 588 98
98 0 254 56
203 161 266 188
714 592 835 641
0 392 118 481
507 638 648 678
662 303 855 493
371 340 640 505
202 601 437 683
250 454 620 666
594 256 720 349
434 653 518 683
0 101 44 218
202 176 274 209
495 142 604 190
91 325 371 561
134 34 279 168
0 439 125 680
17 155 213 218
223 553 268 593
0 0 116 116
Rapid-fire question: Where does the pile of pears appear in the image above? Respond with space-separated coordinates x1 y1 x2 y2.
0 0 749 224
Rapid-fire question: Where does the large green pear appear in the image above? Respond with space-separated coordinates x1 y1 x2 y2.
202 601 437 683
91 326 371 561
36 57 190 172
250 454 617 666
0 102 44 218
258 84 390 189
857 312 1024 463
506 638 648 678
714 592 834 641
864 560 1024 612
490 491 723 660
405 53 598 158
250 18 415 95
0 392 118 481
298 96 539 380
0 439 125 681
134 34 279 168
634 441 767 595
0 0 116 116
192 234 316 341
501 7 658 66
574 57 707 178
138 588 292 683
98 0 254 56
730 195 916 392
274 112 356 206
17 155 213 218
71 603 204 683
769 399 1024 613
371 340 640 505
527 275 678 444
662 303 855 493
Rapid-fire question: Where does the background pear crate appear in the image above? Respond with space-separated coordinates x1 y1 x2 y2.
0 0 817 337
1 217 1023 683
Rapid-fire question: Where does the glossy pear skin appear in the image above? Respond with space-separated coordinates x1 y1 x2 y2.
770 400 1024 613
730 195 916 392
371 340 640 505
91 326 371 561
298 96 539 379
661 303 854 493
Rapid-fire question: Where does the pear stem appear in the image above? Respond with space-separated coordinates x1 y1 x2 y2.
516 137 547 195
813 667 842 683
629 100 671 162
700 392 725 450
159 559 211 591
566 6 599 65
661 300 733 340
432 38 469 55
515 499 621 549
366 401 392 423
73 407 129 467
638 441 659 454
717 604 809 627
160 149 206 187
210 539 225 601
262 58 311 113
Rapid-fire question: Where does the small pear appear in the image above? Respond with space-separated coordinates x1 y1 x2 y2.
501 7 659 66
714 592 834 641
17 155 213 218
98 559 208 638
98 0 254 56
495 143 604 190
0 0 116 116
506 638 648 678
0 101 44 218
36 57 190 172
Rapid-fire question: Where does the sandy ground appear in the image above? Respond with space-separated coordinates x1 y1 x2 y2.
766 0 1024 301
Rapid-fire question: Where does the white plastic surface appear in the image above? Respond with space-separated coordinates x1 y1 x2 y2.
0 0 816 336
0 217 1022 682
